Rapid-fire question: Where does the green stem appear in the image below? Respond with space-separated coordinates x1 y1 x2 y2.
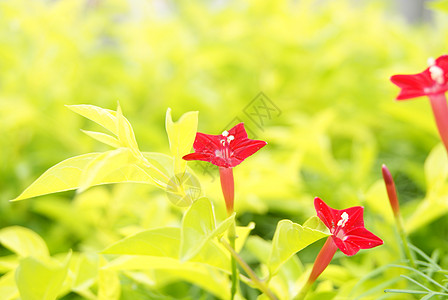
228 222 238 300
395 215 416 269
220 238 278 300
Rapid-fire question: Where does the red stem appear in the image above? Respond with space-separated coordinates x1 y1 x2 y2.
307 237 338 284
429 94 448 154
219 167 234 215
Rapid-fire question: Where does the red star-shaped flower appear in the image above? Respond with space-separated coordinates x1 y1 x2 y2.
314 197 383 256
182 123 267 168
390 55 448 100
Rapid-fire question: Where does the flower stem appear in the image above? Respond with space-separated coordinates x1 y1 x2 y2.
382 164 416 269
219 167 235 214
294 237 338 300
219 167 237 298
220 238 278 300
429 94 448 154
395 214 416 269
228 222 238 299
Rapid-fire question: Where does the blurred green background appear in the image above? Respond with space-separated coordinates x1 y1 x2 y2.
2 0 448 298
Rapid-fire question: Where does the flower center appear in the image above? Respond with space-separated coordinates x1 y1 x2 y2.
220 131 235 146
428 57 445 85
337 212 349 228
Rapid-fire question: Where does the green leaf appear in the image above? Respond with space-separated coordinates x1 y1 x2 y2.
98 256 120 300
104 256 230 299
407 144 448 232
0 255 18 273
303 216 328 232
235 222 255 252
428 0 448 13
67 253 98 299
116 103 142 159
66 104 118 135
78 148 148 193
12 153 102 201
424 144 448 192
165 108 198 176
102 227 180 258
81 130 121 148
180 197 235 261
0 226 49 259
12 151 157 201
268 219 329 275
0 272 19 300
15 252 71 300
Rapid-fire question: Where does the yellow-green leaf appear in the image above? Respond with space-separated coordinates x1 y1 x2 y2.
81 130 121 148
268 219 329 275
0 272 19 300
15 252 71 300
0 226 49 259
116 103 142 159
78 148 150 193
66 104 118 135
165 108 198 176
102 227 180 258
104 255 230 299
98 256 120 300
12 153 103 201
180 197 235 261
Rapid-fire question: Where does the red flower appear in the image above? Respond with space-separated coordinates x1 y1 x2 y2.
182 123 267 168
390 55 448 100
314 197 383 256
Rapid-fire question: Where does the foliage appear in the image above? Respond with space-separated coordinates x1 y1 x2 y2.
2 0 448 299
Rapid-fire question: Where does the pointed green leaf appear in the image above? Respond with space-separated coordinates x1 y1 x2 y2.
15 252 71 300
78 148 149 193
429 0 448 13
67 253 98 299
12 151 159 201
0 226 49 259
12 153 102 201
116 103 142 158
165 108 198 175
0 255 18 273
268 219 329 275
103 227 180 258
66 105 118 135
180 197 235 261
190 239 230 272
81 130 121 148
0 272 19 300
303 216 329 233
235 222 255 252
104 256 230 299
424 144 448 192
98 256 120 300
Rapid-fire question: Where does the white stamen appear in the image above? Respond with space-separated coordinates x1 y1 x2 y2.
337 212 349 227
430 65 445 84
222 130 229 137
220 139 226 146
428 57 436 67
227 135 234 143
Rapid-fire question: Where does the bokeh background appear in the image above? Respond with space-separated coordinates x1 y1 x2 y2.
2 0 448 299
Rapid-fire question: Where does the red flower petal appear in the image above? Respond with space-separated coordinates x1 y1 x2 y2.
182 122 267 168
334 227 383 256
232 139 267 161
314 197 339 230
390 55 448 100
314 197 383 256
